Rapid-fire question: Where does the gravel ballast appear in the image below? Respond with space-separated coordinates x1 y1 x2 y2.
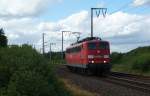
56 66 150 96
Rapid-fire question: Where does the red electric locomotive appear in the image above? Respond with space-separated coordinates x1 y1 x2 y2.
65 37 111 75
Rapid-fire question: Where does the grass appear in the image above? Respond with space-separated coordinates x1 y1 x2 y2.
61 79 98 96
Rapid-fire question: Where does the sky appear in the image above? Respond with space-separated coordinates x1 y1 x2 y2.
0 0 150 53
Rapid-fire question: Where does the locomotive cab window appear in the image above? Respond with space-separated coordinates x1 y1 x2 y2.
99 42 109 49
88 42 96 50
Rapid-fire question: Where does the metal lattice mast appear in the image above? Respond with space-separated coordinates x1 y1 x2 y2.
91 8 107 37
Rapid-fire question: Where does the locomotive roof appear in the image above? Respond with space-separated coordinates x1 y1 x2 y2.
77 37 101 43
66 37 109 49
72 37 101 44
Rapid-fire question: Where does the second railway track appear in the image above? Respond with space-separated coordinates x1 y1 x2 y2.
104 72 150 93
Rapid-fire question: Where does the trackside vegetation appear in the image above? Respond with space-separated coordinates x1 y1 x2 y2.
0 28 7 47
111 46 150 76
0 45 71 96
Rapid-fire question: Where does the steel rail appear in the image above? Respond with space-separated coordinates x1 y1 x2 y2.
104 73 150 93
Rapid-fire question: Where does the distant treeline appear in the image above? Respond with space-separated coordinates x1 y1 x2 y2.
45 52 64 59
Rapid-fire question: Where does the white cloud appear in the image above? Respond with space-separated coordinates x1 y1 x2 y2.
94 12 144 37
94 12 150 52
0 0 60 18
1 10 150 52
0 18 40 45
51 11 149 52
8 33 19 40
132 0 150 7
56 11 150 52
59 10 89 32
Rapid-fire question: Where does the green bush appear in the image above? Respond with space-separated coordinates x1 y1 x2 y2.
7 70 52 96
110 52 123 64
132 58 150 72
0 45 71 96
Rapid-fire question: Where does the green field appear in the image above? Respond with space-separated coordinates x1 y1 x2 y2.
111 46 150 76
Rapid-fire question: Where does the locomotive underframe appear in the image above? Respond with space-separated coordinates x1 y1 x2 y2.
66 63 111 75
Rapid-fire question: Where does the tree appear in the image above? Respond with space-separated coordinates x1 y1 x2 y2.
0 28 8 47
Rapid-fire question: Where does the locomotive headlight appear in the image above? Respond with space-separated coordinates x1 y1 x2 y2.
104 55 109 58
91 60 94 63
88 55 94 59
104 61 107 63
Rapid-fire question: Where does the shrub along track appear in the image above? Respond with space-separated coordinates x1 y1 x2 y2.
56 65 150 96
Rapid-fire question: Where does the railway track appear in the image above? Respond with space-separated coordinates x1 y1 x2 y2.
57 65 150 95
60 65 150 94
104 72 150 93
110 72 150 80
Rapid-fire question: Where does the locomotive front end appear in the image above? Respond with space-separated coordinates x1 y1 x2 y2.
86 41 111 74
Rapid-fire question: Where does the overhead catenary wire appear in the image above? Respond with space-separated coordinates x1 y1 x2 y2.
101 1 150 45
109 1 132 15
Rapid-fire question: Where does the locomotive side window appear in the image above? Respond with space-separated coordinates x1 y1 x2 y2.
88 43 96 50
66 49 70 53
99 42 109 49
75 46 81 52
66 46 81 53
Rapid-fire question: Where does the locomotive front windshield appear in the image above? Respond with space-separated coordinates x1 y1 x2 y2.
99 42 109 49
88 43 96 50
88 42 109 50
